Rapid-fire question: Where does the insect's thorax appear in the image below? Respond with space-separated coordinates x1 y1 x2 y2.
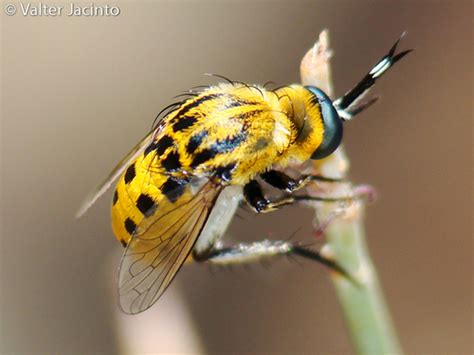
111 83 325 245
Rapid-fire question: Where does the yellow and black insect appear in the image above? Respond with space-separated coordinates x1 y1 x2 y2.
77 35 411 314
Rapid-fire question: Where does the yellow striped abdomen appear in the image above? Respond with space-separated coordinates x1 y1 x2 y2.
111 153 171 246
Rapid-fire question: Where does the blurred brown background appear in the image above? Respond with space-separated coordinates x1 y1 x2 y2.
1 1 472 354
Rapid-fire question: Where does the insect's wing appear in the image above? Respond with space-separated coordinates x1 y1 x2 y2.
76 130 156 218
118 180 222 314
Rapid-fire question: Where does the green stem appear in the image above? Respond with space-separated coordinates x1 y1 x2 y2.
326 211 402 355
299 30 403 355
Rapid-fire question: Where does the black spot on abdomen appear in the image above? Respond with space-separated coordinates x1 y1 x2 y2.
145 135 174 157
161 177 188 203
124 218 137 235
162 151 182 172
136 193 157 217
113 190 118 205
144 142 158 157
124 164 136 184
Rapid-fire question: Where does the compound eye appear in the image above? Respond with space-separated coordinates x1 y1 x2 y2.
305 86 343 159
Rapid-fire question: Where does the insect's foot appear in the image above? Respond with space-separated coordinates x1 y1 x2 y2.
254 199 270 213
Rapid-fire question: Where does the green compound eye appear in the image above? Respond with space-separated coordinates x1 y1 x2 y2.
306 86 343 159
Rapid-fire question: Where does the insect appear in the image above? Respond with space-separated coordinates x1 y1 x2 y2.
77 34 411 314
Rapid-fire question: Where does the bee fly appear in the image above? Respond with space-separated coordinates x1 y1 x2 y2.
77 34 411 314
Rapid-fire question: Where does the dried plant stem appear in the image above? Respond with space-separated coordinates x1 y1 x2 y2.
300 30 403 355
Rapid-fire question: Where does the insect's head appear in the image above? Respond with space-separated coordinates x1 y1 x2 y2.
305 86 343 159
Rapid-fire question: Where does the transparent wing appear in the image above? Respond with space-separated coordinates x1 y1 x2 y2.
118 180 222 314
76 130 156 218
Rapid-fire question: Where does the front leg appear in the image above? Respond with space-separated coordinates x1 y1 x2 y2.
261 169 344 192
260 170 304 192
243 180 294 213
244 176 358 214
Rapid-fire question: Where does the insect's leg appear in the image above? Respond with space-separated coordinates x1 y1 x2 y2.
243 180 294 213
244 178 359 213
307 175 345 183
192 240 355 282
260 170 303 192
260 170 345 192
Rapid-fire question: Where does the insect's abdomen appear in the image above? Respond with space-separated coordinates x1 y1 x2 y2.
111 153 170 246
